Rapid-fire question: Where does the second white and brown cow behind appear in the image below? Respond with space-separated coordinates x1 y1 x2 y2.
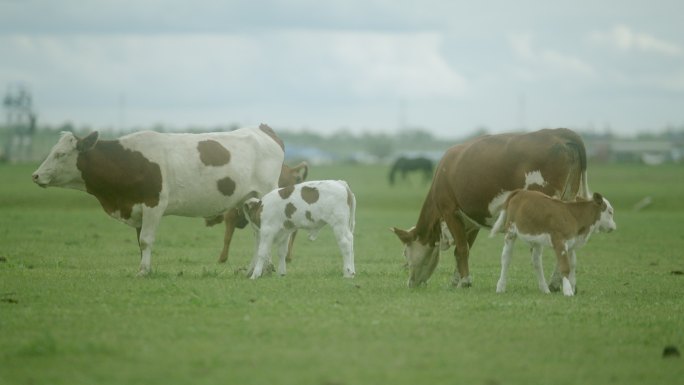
243 180 356 279
490 189 616 296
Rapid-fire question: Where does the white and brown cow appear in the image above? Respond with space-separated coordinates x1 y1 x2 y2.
32 124 285 275
243 180 356 279
489 189 616 296
209 161 309 264
392 128 590 288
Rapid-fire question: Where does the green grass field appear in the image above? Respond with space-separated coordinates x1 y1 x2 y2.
1 162 683 385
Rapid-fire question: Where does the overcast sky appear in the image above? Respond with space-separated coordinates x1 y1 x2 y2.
1 0 683 138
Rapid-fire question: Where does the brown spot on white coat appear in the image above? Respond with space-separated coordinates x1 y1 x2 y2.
197 140 231 166
301 186 319 204
285 202 296 218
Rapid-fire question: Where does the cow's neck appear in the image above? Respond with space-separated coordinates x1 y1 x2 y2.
414 188 442 246
566 202 601 236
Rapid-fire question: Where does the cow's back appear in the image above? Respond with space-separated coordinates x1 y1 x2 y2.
434 128 586 226
119 127 284 218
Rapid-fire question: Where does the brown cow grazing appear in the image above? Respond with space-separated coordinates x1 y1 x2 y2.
489 190 616 296
391 128 589 288
209 161 309 263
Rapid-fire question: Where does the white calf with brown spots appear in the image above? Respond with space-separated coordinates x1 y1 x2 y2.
244 180 356 279
489 190 616 296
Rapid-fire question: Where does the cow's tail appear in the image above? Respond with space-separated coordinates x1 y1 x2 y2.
341 180 356 233
559 128 591 199
579 169 590 199
489 209 507 238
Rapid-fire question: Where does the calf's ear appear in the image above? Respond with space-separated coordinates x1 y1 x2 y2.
592 192 604 205
77 131 99 152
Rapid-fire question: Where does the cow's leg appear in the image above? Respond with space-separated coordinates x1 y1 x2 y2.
443 214 471 287
552 239 573 296
284 230 297 263
496 232 516 293
218 209 239 263
333 225 355 278
568 248 577 293
531 244 551 294
137 207 163 276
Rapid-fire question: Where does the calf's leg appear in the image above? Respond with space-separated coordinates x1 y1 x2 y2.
276 231 291 276
530 244 551 294
552 239 574 296
248 232 269 279
284 230 297 263
548 264 562 292
496 232 516 293
333 226 355 278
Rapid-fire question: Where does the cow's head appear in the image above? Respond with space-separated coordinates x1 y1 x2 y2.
32 131 99 189
279 161 309 187
391 226 440 287
593 192 617 233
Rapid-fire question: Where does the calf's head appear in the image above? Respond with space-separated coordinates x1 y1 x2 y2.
243 198 263 229
593 192 617 233
391 227 439 287
32 131 99 188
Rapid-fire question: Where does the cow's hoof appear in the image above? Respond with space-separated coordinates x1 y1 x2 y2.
548 281 561 292
453 275 472 288
136 268 151 277
264 263 275 275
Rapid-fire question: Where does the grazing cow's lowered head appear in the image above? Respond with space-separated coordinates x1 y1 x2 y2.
391 226 440 288
32 131 99 189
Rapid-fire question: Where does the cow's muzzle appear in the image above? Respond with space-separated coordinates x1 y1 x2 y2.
32 173 48 188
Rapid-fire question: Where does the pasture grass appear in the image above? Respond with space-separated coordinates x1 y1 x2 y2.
1 162 683 385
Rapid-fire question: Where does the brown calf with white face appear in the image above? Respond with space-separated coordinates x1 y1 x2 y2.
392 128 590 288
490 190 616 296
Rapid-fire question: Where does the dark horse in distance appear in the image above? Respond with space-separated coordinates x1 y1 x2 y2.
388 156 434 185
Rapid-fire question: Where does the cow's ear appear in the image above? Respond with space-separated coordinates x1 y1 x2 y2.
296 161 309 182
592 192 604 205
390 227 414 244
77 131 99 152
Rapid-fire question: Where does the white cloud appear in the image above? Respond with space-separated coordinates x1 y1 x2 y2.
590 25 683 56
0 30 466 128
324 32 466 99
509 33 595 77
